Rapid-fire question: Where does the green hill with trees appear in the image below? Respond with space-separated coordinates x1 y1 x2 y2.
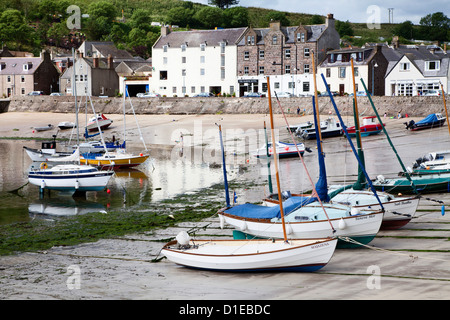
0 0 448 59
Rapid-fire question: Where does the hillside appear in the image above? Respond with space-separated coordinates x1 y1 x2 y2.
0 0 446 58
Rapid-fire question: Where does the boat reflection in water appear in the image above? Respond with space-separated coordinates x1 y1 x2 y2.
28 197 106 218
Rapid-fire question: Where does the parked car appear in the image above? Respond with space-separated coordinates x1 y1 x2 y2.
137 92 161 98
275 92 293 98
27 91 44 96
194 92 214 97
318 91 339 96
50 92 64 96
423 90 440 96
349 91 371 97
243 92 265 97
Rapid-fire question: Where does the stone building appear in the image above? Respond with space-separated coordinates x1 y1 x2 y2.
236 14 340 97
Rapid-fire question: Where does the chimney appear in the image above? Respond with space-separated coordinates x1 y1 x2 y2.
107 54 113 69
392 36 399 49
93 54 99 68
269 20 281 31
161 25 170 36
326 13 335 29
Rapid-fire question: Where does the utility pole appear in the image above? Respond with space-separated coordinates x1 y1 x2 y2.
388 8 394 24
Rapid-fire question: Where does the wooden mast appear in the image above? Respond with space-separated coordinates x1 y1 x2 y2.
266 76 288 242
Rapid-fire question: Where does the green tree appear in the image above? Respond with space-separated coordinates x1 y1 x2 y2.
336 20 354 37
264 11 290 27
208 0 239 9
419 12 450 42
85 1 118 40
0 9 35 49
130 9 152 31
194 6 223 29
310 15 324 24
166 7 195 27
393 21 415 40
223 6 248 28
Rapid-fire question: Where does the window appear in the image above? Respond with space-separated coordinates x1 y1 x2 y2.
426 61 440 71
221 68 225 79
399 62 410 71
259 66 264 75
244 66 249 75
303 82 310 92
354 67 359 76
200 44 206 51
21 88 25 95
163 57 167 64
220 42 226 54
201 86 205 93
21 76 25 83
173 87 177 94
191 86 196 94
200 56 205 63
304 64 310 73
163 45 168 52
7 76 11 82
326 68 331 77
262 83 268 92
285 49 291 59
160 71 168 80
200 68 205 76
274 82 280 89
339 67 346 78
244 51 249 60
247 35 255 45
288 82 295 89
272 35 278 45
304 48 310 57
182 57 186 63
182 69 186 76
285 65 291 74
259 50 265 59
221 55 225 67
181 44 186 52
230 86 234 95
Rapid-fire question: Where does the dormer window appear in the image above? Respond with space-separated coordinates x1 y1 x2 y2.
247 35 255 45
23 62 32 71
297 32 305 42
0 63 5 70
426 61 440 71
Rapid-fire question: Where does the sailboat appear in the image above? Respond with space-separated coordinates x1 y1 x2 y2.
161 77 337 272
218 62 383 248
326 58 420 230
79 85 150 170
27 49 113 194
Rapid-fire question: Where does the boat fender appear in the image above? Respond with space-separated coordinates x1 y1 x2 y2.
40 162 48 170
75 180 79 189
286 224 293 235
219 214 225 229
176 231 191 246
40 180 45 189
338 218 346 230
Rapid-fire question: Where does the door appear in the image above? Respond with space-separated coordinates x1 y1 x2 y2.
339 84 345 96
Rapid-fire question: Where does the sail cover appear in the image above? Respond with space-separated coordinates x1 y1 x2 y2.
224 196 316 219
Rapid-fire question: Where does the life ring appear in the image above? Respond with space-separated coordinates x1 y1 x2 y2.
40 162 48 170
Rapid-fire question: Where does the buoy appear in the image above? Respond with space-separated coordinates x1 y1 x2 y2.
442 205 445 216
176 231 190 246
106 189 111 194
140 153 143 156
40 162 48 170
338 218 346 230
284 146 289 151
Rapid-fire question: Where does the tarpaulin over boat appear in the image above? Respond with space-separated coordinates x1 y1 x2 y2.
224 196 317 219
416 113 440 125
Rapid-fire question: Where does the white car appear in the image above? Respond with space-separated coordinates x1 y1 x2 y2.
137 92 161 98
423 90 440 96
275 92 293 98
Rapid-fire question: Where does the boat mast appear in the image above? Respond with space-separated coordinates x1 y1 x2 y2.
263 121 273 194
351 58 366 190
441 83 450 138
72 48 80 165
266 76 288 242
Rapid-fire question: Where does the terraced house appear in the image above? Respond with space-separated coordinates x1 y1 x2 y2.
151 14 339 97
236 14 340 97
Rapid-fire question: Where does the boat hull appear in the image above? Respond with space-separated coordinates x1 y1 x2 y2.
373 173 450 194
347 125 382 137
23 146 72 162
219 210 383 246
80 154 149 169
28 170 113 192
162 238 337 272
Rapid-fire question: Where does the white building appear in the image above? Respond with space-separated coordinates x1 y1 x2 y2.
151 26 247 97
384 43 449 96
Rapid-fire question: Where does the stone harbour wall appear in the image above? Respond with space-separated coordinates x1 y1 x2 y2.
2 95 448 117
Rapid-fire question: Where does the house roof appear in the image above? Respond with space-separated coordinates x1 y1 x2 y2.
153 27 247 49
79 41 134 60
0 57 42 75
385 44 449 78
115 60 153 74
236 24 328 46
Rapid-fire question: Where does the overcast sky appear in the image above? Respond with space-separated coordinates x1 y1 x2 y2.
191 0 446 24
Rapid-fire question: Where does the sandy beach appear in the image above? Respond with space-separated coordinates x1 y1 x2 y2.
1 111 449 302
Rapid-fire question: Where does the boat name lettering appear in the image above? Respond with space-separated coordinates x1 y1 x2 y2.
395 201 411 206
311 242 329 249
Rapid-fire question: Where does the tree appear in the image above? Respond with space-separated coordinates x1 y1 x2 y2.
0 9 35 49
85 1 118 40
336 20 354 37
208 0 239 9
194 6 223 29
222 7 248 28
419 12 450 42
264 11 290 27
393 21 415 40
166 7 195 28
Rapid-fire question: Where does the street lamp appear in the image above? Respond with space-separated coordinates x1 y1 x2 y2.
372 60 378 96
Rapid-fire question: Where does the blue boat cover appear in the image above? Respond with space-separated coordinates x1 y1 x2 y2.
224 196 317 219
416 113 439 125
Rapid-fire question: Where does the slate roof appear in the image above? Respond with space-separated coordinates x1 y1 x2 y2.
153 27 247 49
0 57 42 75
